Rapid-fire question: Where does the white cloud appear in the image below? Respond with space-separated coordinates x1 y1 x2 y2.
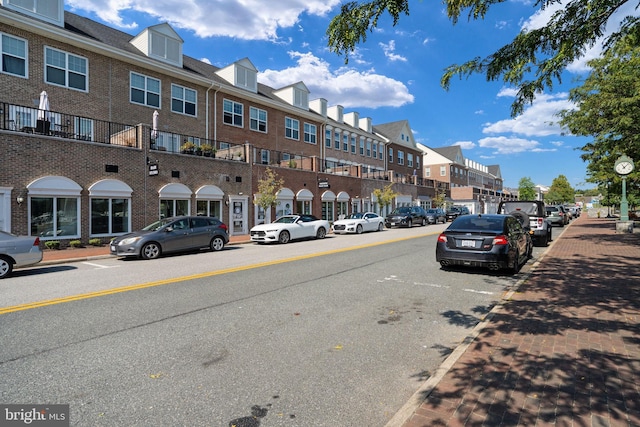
454 141 476 150
478 136 541 154
379 40 408 62
66 0 341 40
483 90 572 137
258 52 414 108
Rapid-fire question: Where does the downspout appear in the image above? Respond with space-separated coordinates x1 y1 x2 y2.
205 81 220 142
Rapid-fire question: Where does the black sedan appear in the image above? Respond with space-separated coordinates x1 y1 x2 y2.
110 216 229 259
436 214 532 273
385 206 428 228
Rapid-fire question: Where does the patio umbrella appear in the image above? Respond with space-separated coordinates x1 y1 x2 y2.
36 90 50 134
151 110 159 139
38 90 50 121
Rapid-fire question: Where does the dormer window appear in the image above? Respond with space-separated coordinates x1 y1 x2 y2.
236 65 257 92
130 24 183 67
215 59 258 93
151 31 180 64
294 88 308 109
3 0 64 26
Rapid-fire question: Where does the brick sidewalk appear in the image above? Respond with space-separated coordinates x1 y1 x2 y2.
398 215 640 426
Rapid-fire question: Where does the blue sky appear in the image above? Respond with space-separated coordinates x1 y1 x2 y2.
63 0 633 189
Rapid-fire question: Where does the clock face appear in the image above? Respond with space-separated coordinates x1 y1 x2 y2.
615 161 633 175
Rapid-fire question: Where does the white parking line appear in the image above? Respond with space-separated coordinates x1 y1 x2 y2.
463 288 494 295
81 262 118 269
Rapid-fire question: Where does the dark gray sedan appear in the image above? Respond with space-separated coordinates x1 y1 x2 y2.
436 214 532 273
0 231 43 278
110 216 229 259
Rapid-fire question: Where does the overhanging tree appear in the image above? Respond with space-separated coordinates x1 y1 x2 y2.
558 27 640 197
326 0 640 116
544 175 575 204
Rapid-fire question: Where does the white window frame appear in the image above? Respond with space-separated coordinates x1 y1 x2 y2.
408 153 414 167
171 84 197 116
325 128 332 148
250 106 267 132
45 46 88 92
1 33 27 78
304 123 317 144
350 134 356 153
398 151 405 165
130 72 160 108
440 166 447 176
223 99 243 127
388 147 394 163
285 117 299 140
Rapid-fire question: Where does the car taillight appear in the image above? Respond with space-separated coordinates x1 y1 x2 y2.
33 237 40 246
219 223 228 231
437 233 447 243
492 235 509 245
536 218 543 226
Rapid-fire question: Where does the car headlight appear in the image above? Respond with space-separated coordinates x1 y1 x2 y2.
119 236 142 246
266 229 280 233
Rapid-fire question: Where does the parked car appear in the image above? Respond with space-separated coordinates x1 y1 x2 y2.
497 200 552 247
110 216 229 259
250 214 329 244
445 205 470 222
332 212 385 234
0 231 43 279
385 206 428 228
436 214 533 273
546 205 569 227
425 208 446 224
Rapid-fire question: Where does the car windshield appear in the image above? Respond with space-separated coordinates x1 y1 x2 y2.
426 209 438 214
390 207 411 214
274 216 298 224
142 219 173 231
347 213 364 219
501 202 540 215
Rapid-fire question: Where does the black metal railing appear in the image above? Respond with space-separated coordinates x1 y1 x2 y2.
0 101 136 146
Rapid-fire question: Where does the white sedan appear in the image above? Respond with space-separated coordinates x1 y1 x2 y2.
250 214 330 244
332 212 385 234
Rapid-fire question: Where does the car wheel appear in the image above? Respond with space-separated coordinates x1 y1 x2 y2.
316 227 327 239
407 219 413 228
356 224 363 234
140 242 161 260
0 256 13 279
377 222 384 231
421 218 427 226
210 236 225 252
278 231 290 244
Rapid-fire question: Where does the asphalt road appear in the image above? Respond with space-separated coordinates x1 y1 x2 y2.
0 223 558 426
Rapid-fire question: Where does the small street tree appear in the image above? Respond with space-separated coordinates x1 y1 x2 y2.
518 177 536 200
544 175 575 204
432 188 447 208
255 168 284 216
372 183 397 212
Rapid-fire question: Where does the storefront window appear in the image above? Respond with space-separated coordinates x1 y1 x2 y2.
31 196 79 238
90 198 130 235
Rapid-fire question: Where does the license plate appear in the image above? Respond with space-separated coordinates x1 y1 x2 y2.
390 222 396 226
460 240 475 247
110 245 116 251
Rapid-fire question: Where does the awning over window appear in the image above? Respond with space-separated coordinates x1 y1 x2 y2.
27 176 82 196
88 179 133 198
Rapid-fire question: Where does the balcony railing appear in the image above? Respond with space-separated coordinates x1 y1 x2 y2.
0 101 135 146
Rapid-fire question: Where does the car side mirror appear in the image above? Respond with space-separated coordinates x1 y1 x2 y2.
165 226 173 232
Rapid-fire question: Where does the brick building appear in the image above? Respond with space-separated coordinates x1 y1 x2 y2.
0 1 448 244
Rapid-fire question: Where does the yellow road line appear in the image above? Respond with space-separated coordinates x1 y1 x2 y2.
1 232 437 315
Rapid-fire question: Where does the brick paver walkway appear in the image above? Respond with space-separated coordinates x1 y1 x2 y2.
399 215 640 426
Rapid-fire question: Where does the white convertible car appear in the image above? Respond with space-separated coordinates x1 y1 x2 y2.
332 212 385 234
250 214 330 244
